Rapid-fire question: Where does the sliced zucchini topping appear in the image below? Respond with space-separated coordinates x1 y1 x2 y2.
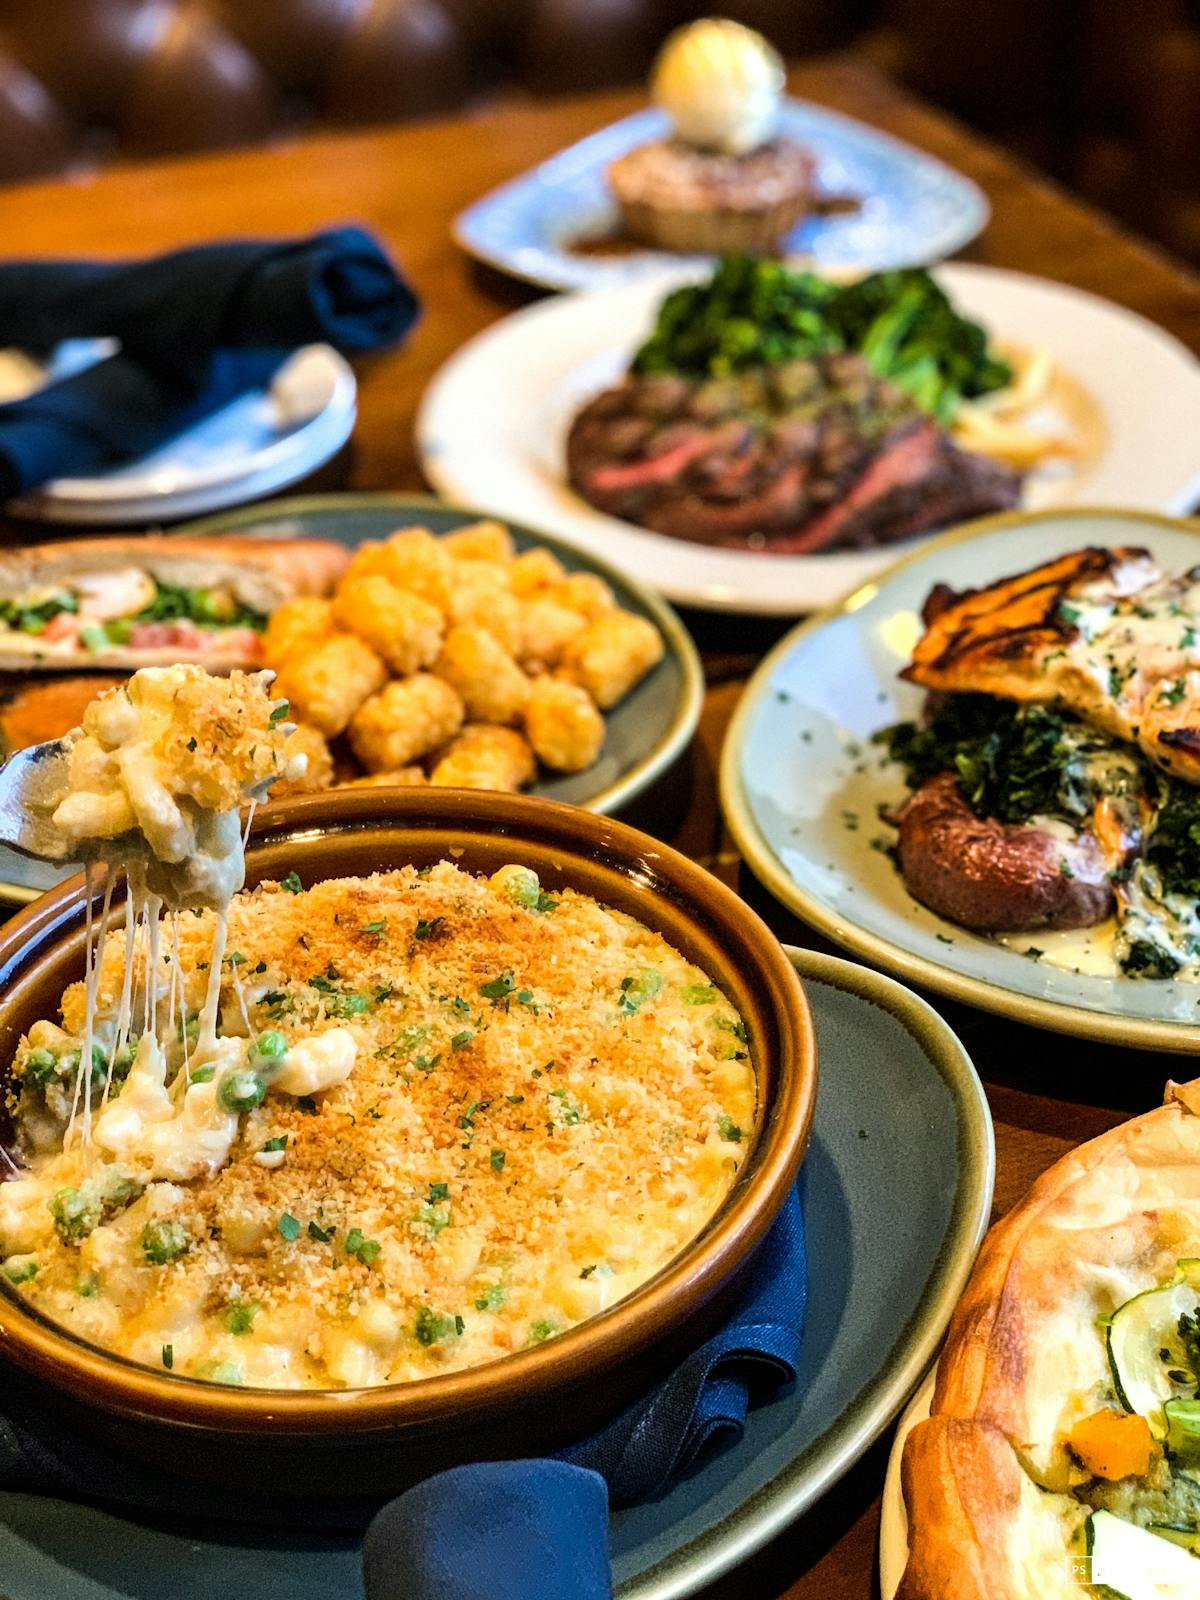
1106 1261 1200 1433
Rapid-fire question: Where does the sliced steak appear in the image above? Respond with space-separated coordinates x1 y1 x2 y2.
565 355 1021 554
892 771 1114 932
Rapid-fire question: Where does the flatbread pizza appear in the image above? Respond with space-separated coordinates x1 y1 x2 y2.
899 1078 1200 1598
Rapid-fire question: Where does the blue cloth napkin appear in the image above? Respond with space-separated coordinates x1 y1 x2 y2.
0 227 419 497
0 1185 806 1598
364 1183 807 1600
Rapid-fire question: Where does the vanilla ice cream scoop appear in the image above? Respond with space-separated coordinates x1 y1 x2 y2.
652 18 785 155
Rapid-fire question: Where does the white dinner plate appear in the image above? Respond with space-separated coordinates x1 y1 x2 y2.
879 1368 936 1600
1 342 357 524
419 264 1200 616
454 100 989 292
720 507 1200 1052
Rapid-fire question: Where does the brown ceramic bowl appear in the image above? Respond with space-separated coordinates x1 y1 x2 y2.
0 789 814 1509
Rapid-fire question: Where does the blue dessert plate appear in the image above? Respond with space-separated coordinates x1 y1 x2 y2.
0 947 993 1598
454 102 989 293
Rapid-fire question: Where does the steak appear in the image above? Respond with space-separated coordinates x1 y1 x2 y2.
565 354 1021 554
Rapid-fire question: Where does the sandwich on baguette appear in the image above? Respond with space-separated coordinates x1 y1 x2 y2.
0 535 348 672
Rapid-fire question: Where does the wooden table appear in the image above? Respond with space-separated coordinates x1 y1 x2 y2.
3 51 1200 1598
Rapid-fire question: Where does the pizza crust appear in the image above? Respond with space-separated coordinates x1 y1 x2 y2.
898 1077 1200 1600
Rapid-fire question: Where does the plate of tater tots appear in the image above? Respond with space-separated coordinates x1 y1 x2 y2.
0 494 703 903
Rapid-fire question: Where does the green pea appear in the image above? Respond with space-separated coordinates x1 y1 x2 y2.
22 1048 58 1085
141 1221 189 1265
218 1070 266 1114
250 1030 287 1068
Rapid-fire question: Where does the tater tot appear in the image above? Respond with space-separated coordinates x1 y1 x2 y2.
516 597 588 672
373 527 455 612
262 597 334 668
524 677 604 773
331 575 444 675
509 546 567 597
558 612 664 708
343 542 393 585
546 572 616 621
435 625 531 725
271 723 335 798
429 723 536 792
273 633 388 737
348 675 464 771
445 562 521 655
442 520 514 564
343 767 426 789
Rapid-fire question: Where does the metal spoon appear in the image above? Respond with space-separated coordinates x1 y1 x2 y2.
0 736 76 862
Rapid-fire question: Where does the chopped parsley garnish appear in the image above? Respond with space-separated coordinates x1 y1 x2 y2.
269 701 289 725
296 1095 319 1115
1160 678 1187 706
717 1115 743 1143
361 918 388 937
162 1344 174 1369
186 738 197 752
549 1089 583 1127
451 996 471 1015
280 871 304 894
479 971 515 1002
451 1030 473 1050
713 1016 748 1043
535 891 559 913
308 1220 334 1243
515 989 539 1012
427 1182 450 1203
277 1213 301 1242
414 917 445 941
489 1148 506 1174
415 1307 463 1346
344 1227 382 1265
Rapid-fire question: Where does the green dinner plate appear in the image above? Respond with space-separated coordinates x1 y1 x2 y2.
0 948 993 1599
0 493 703 905
722 505 1200 1053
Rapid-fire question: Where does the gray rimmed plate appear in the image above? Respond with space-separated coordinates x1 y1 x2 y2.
721 505 1200 1053
0 947 993 1599
0 492 703 905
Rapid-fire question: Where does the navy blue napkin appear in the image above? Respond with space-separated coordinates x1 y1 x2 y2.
365 1184 806 1600
0 1185 806 1599
0 227 419 497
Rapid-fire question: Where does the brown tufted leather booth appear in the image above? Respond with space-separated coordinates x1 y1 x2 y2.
3 1 1200 266
0 0 853 182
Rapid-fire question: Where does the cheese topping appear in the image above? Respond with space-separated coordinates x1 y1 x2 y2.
1 863 756 1389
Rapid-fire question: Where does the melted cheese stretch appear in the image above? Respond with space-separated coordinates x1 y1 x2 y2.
0 864 756 1390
